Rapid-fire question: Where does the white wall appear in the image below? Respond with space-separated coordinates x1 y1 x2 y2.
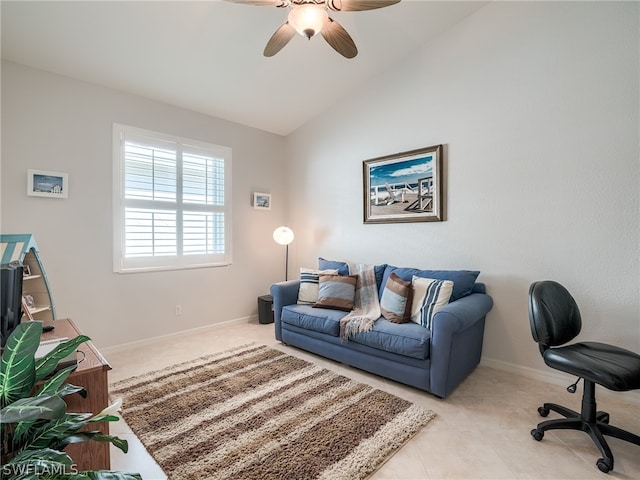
1 62 288 348
285 2 639 373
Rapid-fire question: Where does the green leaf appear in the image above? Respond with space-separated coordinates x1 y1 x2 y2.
55 383 86 399
22 413 91 450
0 322 42 406
13 370 84 447
37 374 86 401
87 414 120 424
83 471 142 480
35 335 90 382
56 430 129 454
0 394 66 423
35 365 77 397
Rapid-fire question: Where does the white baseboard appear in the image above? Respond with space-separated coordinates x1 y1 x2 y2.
101 315 258 356
481 356 640 405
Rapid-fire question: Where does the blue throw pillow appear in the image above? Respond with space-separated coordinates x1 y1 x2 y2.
380 265 480 302
318 257 350 275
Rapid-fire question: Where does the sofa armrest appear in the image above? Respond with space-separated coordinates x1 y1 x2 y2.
429 293 494 398
270 280 301 341
433 292 493 333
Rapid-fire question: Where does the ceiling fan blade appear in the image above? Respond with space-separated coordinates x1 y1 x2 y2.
264 22 296 57
321 18 358 59
224 0 288 7
327 0 400 12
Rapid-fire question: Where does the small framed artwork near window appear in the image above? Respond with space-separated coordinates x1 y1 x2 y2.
253 192 271 210
363 145 444 224
27 169 69 198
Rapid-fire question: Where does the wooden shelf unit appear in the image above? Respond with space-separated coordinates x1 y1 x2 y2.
0 234 56 321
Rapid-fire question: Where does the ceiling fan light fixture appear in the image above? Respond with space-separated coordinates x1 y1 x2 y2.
288 4 329 39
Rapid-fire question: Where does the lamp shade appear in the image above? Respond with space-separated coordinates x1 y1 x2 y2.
273 226 294 245
288 4 328 39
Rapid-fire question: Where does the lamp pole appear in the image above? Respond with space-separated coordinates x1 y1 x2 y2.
285 243 289 281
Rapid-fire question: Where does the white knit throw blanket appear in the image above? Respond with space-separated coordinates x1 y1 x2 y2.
340 263 381 340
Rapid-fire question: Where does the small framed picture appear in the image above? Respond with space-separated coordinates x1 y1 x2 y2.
253 192 271 210
22 295 35 309
27 169 68 198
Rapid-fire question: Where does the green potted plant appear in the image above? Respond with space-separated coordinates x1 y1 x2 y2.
1 321 141 479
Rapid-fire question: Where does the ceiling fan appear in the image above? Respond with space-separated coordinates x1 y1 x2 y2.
225 0 401 58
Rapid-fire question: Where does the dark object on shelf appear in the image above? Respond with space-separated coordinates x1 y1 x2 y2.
528 280 640 474
258 295 274 324
1 261 24 348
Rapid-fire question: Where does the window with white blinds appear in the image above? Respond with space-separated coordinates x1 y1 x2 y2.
113 124 232 273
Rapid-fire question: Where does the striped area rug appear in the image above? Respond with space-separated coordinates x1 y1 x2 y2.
110 344 435 480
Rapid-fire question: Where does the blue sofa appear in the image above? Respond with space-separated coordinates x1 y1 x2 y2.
271 262 494 398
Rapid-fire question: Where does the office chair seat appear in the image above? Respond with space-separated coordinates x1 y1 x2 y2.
529 280 640 474
543 342 640 391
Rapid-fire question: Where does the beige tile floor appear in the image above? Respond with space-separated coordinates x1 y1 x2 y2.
106 321 640 479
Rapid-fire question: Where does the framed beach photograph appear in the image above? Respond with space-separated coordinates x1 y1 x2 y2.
363 145 444 224
27 169 68 198
253 192 271 210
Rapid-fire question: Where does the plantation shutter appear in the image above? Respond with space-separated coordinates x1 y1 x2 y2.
113 124 232 273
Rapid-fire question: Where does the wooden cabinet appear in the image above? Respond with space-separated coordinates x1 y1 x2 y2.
41 318 112 471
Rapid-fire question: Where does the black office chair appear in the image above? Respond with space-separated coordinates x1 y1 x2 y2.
528 280 640 473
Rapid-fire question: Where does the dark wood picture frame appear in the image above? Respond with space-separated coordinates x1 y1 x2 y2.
363 145 444 224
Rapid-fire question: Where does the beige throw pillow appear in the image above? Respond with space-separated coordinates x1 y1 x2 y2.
297 267 339 304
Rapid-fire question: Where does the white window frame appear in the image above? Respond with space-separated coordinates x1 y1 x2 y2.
113 123 232 273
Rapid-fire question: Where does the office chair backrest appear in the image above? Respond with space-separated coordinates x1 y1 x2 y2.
529 280 582 348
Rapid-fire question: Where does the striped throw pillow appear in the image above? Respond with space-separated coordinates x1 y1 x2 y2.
297 267 338 304
380 272 413 323
314 274 358 312
410 276 454 329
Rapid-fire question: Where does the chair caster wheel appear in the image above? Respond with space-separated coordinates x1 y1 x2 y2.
531 428 544 441
537 407 549 417
596 458 612 473
596 412 610 424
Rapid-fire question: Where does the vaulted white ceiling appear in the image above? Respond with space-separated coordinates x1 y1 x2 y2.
1 1 487 136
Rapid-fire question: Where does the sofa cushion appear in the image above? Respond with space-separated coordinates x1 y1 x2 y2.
282 305 431 360
318 257 388 292
410 276 454 329
281 304 344 337
350 318 431 360
380 272 413 323
318 257 350 276
297 267 339 305
381 266 479 302
314 274 358 311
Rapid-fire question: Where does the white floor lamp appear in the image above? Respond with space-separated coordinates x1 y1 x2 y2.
272 226 294 281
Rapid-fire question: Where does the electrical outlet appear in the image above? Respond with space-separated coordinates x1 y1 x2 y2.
175 305 182 316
